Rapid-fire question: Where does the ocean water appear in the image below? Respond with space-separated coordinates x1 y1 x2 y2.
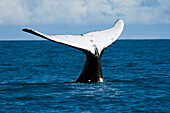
0 40 169 113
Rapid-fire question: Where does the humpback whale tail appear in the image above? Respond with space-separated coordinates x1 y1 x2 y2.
22 19 124 83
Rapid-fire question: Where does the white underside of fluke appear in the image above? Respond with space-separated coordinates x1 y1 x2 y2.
23 19 124 55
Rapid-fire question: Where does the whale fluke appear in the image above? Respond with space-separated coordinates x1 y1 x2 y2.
22 19 124 83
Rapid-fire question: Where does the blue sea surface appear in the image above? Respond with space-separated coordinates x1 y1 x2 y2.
0 40 169 113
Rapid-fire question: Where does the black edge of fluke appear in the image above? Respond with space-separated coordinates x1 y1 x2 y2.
22 28 46 39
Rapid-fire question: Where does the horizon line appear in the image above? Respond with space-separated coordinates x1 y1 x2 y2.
0 39 170 41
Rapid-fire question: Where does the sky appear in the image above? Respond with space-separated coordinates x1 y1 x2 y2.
0 0 170 40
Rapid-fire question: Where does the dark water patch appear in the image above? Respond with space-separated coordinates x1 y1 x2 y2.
106 79 135 84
